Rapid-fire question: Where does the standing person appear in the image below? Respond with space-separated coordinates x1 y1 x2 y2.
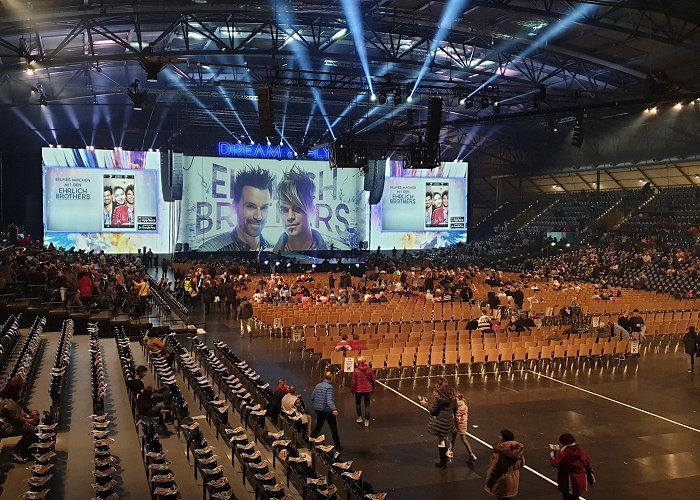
310 371 342 449
199 166 275 251
237 296 253 337
549 433 595 500
160 257 168 279
628 308 646 344
419 376 456 468
683 326 698 373
484 429 525 499
449 393 477 463
272 167 328 252
350 356 375 427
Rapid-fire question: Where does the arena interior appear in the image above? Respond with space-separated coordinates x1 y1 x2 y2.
1 1 700 500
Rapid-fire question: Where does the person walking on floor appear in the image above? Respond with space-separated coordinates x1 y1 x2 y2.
484 429 525 499
549 433 595 500
449 393 477 463
237 296 253 337
419 376 457 468
310 371 342 449
351 356 375 427
683 326 698 373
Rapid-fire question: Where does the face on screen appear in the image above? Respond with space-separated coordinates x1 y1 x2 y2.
433 192 442 208
442 193 448 208
126 189 135 205
235 186 271 238
114 187 126 206
103 190 112 207
425 195 433 210
279 200 309 237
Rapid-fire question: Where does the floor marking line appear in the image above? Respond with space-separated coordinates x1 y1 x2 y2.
375 379 571 493
525 369 700 434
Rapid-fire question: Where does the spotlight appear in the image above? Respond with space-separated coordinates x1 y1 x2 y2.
286 263 291 268
39 94 48 106
378 93 387 105
370 93 377 102
674 102 683 110
649 106 657 114
312 264 317 269
279 140 284 146
406 94 413 103
275 261 280 266
459 97 466 106
464 98 473 109
393 89 402 106
493 101 501 114
139 58 166 82
266 138 271 146
126 79 148 110
264 260 269 265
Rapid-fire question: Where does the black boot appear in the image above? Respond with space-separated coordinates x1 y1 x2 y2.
435 445 448 467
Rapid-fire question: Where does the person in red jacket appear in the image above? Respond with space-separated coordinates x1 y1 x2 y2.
351 356 375 427
348 333 367 352
549 433 595 500
78 273 94 300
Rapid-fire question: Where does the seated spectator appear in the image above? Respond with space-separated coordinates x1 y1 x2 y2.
0 376 40 463
349 333 367 351
335 334 352 351
478 309 494 333
281 386 312 438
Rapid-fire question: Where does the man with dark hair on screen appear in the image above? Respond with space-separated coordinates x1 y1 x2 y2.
425 193 433 226
273 167 328 252
103 186 113 227
199 166 275 252
442 190 449 220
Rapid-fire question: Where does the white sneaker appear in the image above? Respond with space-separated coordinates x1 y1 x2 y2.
355 417 363 424
364 420 369 428
446 449 454 458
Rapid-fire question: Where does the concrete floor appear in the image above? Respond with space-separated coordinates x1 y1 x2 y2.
191 304 700 500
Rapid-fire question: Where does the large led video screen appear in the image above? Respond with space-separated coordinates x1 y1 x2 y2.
370 160 468 249
180 156 367 252
42 148 171 253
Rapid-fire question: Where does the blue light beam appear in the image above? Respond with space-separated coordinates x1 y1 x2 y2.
340 0 374 97
411 0 471 96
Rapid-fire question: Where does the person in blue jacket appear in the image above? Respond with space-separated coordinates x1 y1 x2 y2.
310 371 342 449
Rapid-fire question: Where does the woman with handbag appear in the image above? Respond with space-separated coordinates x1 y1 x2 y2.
419 377 457 468
549 433 595 500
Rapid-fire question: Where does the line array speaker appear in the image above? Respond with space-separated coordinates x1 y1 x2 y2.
426 97 443 144
257 86 275 137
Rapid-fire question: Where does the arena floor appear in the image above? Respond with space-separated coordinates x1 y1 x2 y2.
196 308 700 500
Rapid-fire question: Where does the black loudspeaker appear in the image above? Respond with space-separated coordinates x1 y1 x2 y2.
364 159 378 191
159 151 184 201
368 160 385 205
175 243 183 252
426 97 443 144
257 86 275 136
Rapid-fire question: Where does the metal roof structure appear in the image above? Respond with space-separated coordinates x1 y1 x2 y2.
1 1 699 176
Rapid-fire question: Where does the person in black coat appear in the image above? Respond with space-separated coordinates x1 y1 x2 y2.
683 326 698 373
420 377 457 467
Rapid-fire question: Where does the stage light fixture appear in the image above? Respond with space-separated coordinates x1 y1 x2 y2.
139 58 166 82
493 101 501 114
39 94 48 106
378 93 387 105
459 97 466 106
464 98 473 109
406 94 413 103
480 97 489 109
126 79 148 110
393 89 402 106
370 94 377 102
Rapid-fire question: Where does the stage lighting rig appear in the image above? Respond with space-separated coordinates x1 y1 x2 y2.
126 80 148 110
329 141 368 169
139 57 166 82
